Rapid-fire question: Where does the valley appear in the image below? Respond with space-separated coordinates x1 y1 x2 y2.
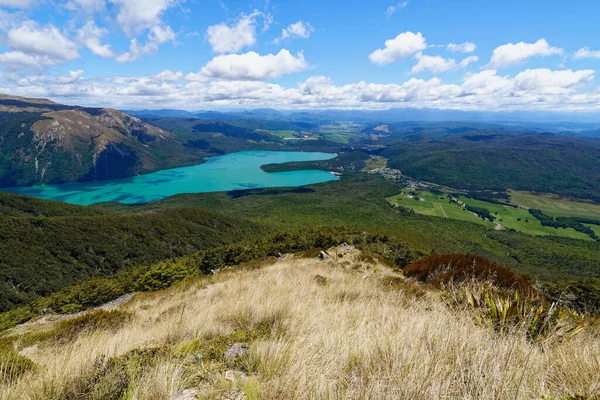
2 97 600 399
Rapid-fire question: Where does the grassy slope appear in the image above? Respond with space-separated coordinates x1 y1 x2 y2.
100 174 600 282
2 250 597 399
510 190 600 218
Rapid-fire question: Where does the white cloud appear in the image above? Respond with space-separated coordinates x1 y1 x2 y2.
411 52 478 74
574 47 600 59
0 51 56 68
447 42 476 53
150 70 183 81
386 1 408 19
109 0 177 35
369 31 427 65
2 66 599 112
77 22 114 58
0 0 34 8
0 21 79 68
57 69 86 83
200 49 308 80
512 68 594 94
274 21 314 44
206 10 271 54
116 24 175 62
489 38 563 68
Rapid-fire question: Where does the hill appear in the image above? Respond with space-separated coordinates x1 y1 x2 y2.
0 95 205 187
379 132 600 202
0 247 596 399
0 191 263 312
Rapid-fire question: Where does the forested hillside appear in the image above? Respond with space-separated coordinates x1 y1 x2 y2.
380 132 600 201
0 194 263 312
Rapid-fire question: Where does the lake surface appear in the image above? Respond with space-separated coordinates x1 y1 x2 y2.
2 151 338 205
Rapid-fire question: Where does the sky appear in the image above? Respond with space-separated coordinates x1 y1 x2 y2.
0 0 599 112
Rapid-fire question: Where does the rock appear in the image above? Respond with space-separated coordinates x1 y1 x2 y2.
224 343 248 362
318 251 331 260
171 388 199 400
225 370 248 381
221 389 247 400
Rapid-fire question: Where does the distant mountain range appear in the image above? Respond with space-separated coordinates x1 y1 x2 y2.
0 95 204 187
124 106 600 125
122 107 600 138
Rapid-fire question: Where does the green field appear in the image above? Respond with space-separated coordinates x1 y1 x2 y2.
586 224 600 237
387 190 591 240
363 156 388 170
510 190 600 219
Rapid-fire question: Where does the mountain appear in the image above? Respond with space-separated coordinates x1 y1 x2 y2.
122 109 198 118
122 106 600 126
0 95 204 187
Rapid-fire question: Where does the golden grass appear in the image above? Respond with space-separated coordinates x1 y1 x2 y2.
1 248 599 399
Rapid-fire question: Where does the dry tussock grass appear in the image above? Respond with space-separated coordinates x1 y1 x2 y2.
1 248 599 399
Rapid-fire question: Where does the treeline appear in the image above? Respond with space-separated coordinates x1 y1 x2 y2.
0 229 413 332
464 191 517 208
529 209 599 241
464 204 496 222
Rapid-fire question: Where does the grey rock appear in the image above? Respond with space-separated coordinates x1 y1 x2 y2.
171 388 199 400
224 343 248 362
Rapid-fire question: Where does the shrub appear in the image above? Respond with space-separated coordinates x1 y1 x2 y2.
447 283 585 342
403 253 537 297
23 310 133 345
0 353 36 383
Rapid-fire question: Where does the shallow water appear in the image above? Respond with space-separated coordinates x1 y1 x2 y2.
1 150 338 205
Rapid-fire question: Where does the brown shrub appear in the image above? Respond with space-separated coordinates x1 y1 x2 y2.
403 254 537 297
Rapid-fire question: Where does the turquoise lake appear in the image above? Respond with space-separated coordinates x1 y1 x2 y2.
1 151 338 206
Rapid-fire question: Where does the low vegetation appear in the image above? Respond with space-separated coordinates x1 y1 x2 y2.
1 248 598 399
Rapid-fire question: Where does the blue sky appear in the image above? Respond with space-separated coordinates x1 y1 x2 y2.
0 0 599 111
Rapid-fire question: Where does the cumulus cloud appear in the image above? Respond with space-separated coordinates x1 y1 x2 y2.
0 21 79 68
77 22 114 58
274 21 314 44
447 42 476 53
150 70 183 81
109 0 176 35
411 52 478 74
206 10 272 54
386 1 408 19
116 24 175 62
512 68 594 94
574 47 600 59
200 49 308 80
489 38 563 68
3 66 597 113
369 31 427 65
0 51 56 68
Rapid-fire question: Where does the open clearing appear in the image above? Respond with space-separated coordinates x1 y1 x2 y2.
510 190 600 219
387 190 591 240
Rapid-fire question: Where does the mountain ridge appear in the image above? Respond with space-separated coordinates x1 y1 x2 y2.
0 94 204 187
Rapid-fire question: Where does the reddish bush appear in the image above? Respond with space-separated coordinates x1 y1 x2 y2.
403 254 537 297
